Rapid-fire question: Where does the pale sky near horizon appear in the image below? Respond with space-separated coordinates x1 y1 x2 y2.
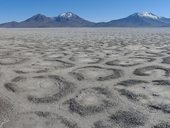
0 0 170 23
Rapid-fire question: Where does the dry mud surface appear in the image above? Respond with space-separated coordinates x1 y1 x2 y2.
0 28 170 128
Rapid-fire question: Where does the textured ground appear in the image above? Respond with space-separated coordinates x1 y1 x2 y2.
0 28 170 128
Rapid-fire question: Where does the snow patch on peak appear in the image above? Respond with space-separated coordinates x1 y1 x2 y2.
137 12 160 19
59 12 75 18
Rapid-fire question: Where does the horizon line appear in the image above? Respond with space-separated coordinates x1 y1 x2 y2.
0 11 170 24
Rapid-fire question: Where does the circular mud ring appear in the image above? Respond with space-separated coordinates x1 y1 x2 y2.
64 87 119 116
2 111 79 128
0 57 28 65
133 66 170 76
106 57 155 67
70 66 123 81
4 75 75 103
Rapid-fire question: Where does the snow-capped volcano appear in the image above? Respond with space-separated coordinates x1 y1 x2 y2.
54 12 94 27
103 12 170 27
136 12 161 19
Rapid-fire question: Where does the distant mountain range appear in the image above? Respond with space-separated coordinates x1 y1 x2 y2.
0 12 170 27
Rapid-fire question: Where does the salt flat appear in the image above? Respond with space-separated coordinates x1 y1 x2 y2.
0 28 170 128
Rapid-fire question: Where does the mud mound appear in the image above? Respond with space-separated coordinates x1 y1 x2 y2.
65 87 118 116
70 66 123 81
2 111 79 128
110 110 147 128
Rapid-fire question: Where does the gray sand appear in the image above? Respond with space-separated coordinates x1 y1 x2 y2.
0 28 170 128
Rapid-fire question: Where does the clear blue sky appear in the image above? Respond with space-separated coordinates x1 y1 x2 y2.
0 0 170 23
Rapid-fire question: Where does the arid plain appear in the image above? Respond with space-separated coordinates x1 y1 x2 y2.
0 28 170 128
